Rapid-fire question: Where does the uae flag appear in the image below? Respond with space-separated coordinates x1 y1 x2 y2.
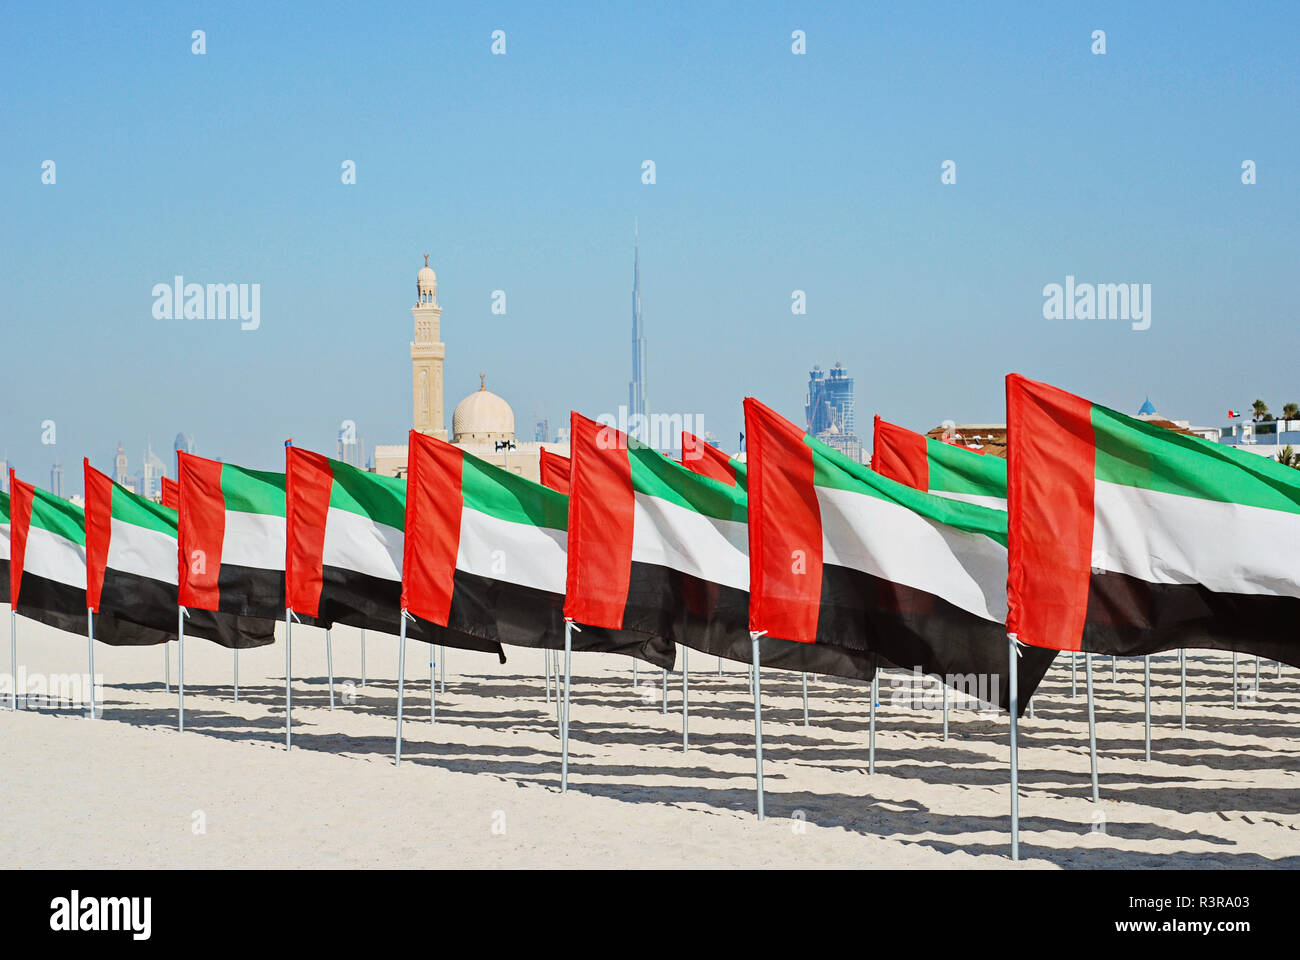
873 416 1006 510
178 450 324 624
681 431 746 489
1 490 10 605
285 445 505 658
402 431 674 665
160 476 179 509
565 413 875 678
745 399 1054 712
1006 373 1300 665
84 461 274 648
538 446 570 494
8 470 171 644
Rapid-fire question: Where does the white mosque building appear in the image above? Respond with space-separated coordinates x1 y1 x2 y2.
373 257 564 482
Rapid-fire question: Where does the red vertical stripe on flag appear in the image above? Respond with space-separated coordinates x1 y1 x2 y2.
83 460 113 613
872 415 930 490
538 446 571 495
9 470 31 606
285 446 333 618
1005 373 1096 651
563 412 635 628
160 476 179 509
402 431 464 623
177 451 225 611
680 431 736 486
744 398 822 642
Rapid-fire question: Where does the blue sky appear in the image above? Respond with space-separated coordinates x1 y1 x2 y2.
2 1 1297 492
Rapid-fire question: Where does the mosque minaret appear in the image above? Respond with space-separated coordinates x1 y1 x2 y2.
374 256 563 482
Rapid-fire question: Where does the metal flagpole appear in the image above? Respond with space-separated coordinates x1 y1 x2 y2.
633 659 637 687
1232 652 1238 710
439 645 445 694
1029 695 1035 720
545 642 552 703
9 608 16 710
1008 634 1020 862
749 631 765 819
1111 655 1117 682
177 607 186 732
360 629 366 687
1254 655 1260 697
429 642 436 724
326 628 335 710
1144 655 1151 762
553 649 563 728
682 646 689 751
164 642 170 693
395 613 408 765
284 607 293 750
802 672 809 727
233 648 239 702
1086 653 1099 802
86 609 96 720
869 658 878 775
562 619 575 792
942 680 948 741
1180 649 1187 730
661 668 667 714
1071 650 1077 698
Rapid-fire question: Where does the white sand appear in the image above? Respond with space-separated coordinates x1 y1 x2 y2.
2 607 1297 868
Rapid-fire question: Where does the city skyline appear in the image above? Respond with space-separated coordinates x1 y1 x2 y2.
2 4 1297 496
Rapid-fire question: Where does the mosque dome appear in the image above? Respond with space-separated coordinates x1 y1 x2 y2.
416 255 437 301
452 376 515 442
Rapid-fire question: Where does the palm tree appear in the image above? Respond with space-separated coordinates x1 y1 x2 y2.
1252 398 1270 422
1277 446 1300 469
1283 402 1299 421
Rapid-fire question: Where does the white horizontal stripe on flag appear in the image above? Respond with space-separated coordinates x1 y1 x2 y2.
222 510 286 571
322 507 403 581
108 517 177 585
932 490 1008 512
630 491 749 592
23 525 86 590
816 485 1007 623
457 506 567 594
0 521 9 562
1093 479 1300 599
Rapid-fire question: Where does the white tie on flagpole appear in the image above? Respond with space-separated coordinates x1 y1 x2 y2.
86 608 96 720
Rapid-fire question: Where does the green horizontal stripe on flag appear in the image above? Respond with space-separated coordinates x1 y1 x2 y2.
30 487 86 545
221 463 288 517
627 439 747 525
1092 404 1300 516
461 453 568 531
926 438 1007 498
110 482 178 537
806 432 1008 546
327 458 407 529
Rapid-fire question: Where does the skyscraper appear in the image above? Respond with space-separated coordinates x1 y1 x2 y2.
806 362 863 462
628 220 647 441
50 461 64 498
173 432 195 478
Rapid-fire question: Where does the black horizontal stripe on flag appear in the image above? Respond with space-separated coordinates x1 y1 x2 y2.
17 572 175 645
98 569 276 649
216 564 325 628
817 563 1055 715
445 567 675 668
623 561 879 681
1084 570 1300 668
319 566 506 661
